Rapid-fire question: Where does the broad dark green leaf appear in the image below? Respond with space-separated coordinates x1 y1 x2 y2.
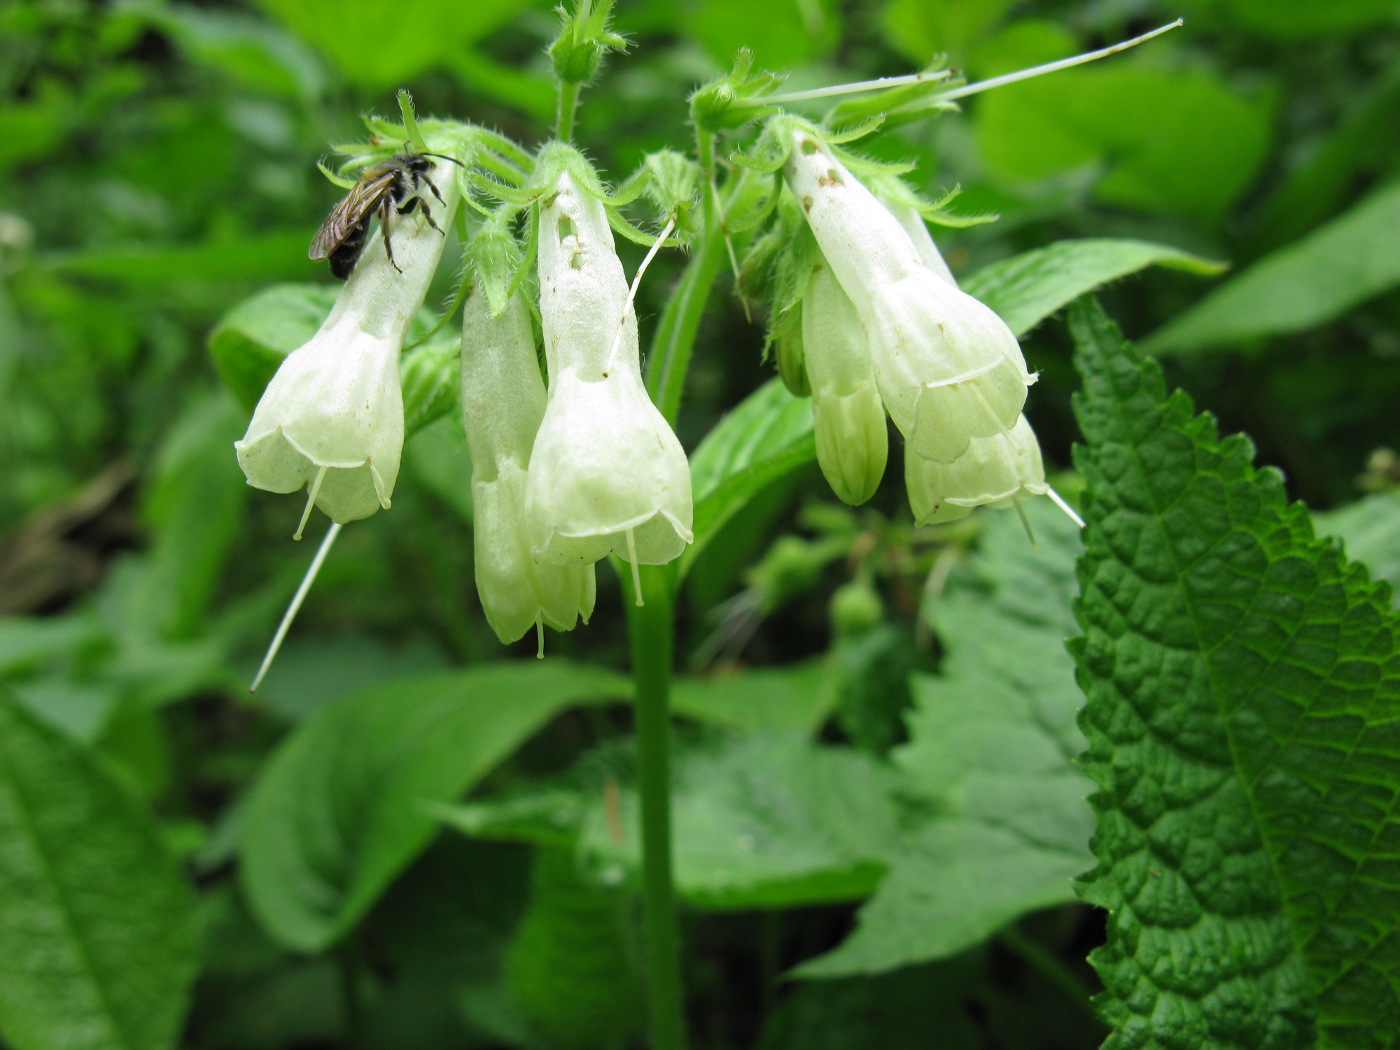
797 500 1094 977
1146 180 1400 353
962 239 1224 338
239 662 629 952
1069 297 1400 1049
0 690 199 1050
669 658 840 733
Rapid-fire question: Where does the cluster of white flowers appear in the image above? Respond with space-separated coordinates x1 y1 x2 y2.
236 150 692 649
782 127 1049 525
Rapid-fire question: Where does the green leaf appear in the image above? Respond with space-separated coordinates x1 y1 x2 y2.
504 848 643 1050
974 65 1274 222
681 377 817 579
583 735 902 910
669 658 840 734
400 335 461 436
797 499 1095 977
962 238 1224 338
252 0 536 89
239 661 629 952
209 283 338 411
440 734 903 910
1068 297 1400 1049
1146 181 1400 354
0 690 199 1050
1212 0 1400 37
1315 490 1400 601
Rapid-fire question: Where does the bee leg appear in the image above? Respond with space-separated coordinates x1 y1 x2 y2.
380 197 404 274
397 193 444 236
424 175 447 207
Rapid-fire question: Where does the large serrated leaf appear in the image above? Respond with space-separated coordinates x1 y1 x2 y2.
1146 180 1400 354
796 500 1095 977
1068 297 1400 1050
239 662 629 952
962 238 1224 338
0 690 199 1050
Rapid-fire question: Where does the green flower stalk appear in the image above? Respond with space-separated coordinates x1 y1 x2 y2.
803 262 887 506
783 128 1035 464
235 156 461 538
461 282 596 644
524 169 694 574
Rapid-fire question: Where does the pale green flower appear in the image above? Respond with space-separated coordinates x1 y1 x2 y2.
235 156 460 536
524 170 693 567
905 414 1049 525
461 285 596 644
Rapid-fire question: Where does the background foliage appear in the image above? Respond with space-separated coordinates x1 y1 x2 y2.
2 0 1399 1047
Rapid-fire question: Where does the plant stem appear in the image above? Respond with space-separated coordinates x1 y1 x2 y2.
556 80 581 142
998 924 1102 1026
645 225 724 425
624 564 688 1050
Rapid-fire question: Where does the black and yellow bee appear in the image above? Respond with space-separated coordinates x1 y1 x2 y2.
309 151 461 279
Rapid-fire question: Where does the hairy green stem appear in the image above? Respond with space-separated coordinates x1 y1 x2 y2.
556 80 581 142
624 564 688 1050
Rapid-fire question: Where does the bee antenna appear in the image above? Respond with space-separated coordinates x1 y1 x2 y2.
421 152 467 168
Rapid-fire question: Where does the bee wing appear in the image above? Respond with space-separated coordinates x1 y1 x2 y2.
308 170 396 261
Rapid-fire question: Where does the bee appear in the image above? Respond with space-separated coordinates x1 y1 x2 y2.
309 150 462 279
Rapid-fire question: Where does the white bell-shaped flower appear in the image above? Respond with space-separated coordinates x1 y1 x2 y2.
524 171 693 566
235 155 459 535
784 130 1035 464
905 414 1049 525
461 284 596 643
803 261 887 505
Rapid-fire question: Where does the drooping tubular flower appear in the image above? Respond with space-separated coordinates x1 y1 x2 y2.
782 126 1035 464
460 277 596 644
235 152 461 537
905 414 1049 525
802 262 887 506
523 164 693 571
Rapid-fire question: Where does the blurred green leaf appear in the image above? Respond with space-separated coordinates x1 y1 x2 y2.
44 229 313 285
0 690 199 1050
587 734 902 909
140 391 250 639
962 237 1224 337
879 0 1015 65
209 283 338 410
240 661 629 952
670 658 840 734
681 376 817 580
1147 180 1400 353
148 6 326 97
797 500 1093 977
504 848 643 1050
251 0 540 89
974 65 1274 221
1205 0 1400 37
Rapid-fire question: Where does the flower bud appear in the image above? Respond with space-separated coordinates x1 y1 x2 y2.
905 414 1049 525
783 129 1035 464
235 156 459 533
461 285 596 643
803 263 887 505
524 170 693 566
